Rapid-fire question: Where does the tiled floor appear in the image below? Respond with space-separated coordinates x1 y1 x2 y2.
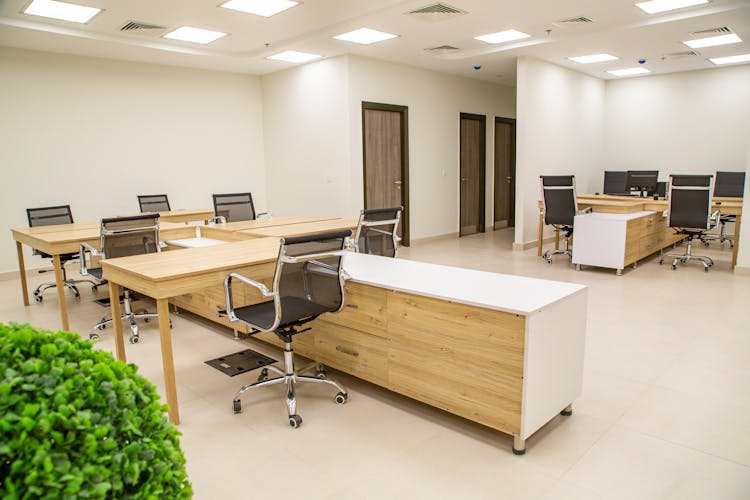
2 229 749 499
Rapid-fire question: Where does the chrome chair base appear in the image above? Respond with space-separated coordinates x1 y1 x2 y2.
660 236 713 272
33 265 99 303
232 342 347 428
543 230 573 264
89 290 161 344
700 219 734 248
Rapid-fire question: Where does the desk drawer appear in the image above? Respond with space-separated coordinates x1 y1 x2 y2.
320 282 388 338
312 320 389 386
639 231 665 258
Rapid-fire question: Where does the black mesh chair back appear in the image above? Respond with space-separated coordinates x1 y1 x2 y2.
354 206 403 257
603 171 628 195
668 175 713 230
213 192 256 222
540 175 577 226
137 194 171 213
713 171 746 198
26 205 74 258
100 214 161 260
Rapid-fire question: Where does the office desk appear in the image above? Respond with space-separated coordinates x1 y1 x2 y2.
538 195 744 269
157 208 214 224
238 218 357 238
102 244 587 456
10 221 195 331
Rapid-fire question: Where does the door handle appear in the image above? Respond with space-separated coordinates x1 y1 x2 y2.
506 177 513 180
393 181 403 185
461 178 468 182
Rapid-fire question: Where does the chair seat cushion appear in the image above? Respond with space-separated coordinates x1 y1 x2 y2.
234 296 332 331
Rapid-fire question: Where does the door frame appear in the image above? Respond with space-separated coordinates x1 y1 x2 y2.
361 101 410 246
459 112 486 236
493 116 517 229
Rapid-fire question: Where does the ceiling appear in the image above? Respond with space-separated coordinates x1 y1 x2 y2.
1 0 749 86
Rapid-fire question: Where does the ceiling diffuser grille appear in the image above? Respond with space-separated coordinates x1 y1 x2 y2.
407 3 466 22
424 45 460 55
661 50 700 59
557 16 594 23
690 26 732 36
120 21 168 35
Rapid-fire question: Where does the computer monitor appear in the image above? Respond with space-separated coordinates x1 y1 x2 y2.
626 170 658 196
713 171 746 198
656 181 669 198
603 171 628 195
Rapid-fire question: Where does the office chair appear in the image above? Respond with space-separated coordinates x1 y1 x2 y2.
540 175 590 264
26 205 99 302
80 214 163 343
212 192 255 223
137 194 171 213
225 230 351 428
659 175 717 271
353 206 403 257
702 171 745 248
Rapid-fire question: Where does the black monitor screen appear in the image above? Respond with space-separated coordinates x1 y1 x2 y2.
626 170 658 195
603 171 628 194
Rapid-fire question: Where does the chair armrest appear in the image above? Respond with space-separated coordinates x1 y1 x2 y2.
576 207 593 215
209 216 226 225
224 273 277 323
79 242 100 276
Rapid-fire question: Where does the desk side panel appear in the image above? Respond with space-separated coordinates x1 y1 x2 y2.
572 216 626 269
521 290 587 439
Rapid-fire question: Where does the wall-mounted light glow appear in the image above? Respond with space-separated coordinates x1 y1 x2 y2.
635 0 708 15
220 0 299 18
568 53 619 64
266 50 321 63
333 28 398 45
607 67 651 76
474 29 530 44
683 33 742 49
164 26 228 44
709 53 750 65
23 0 101 23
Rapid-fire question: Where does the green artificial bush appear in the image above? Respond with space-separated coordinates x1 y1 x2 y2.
0 322 192 499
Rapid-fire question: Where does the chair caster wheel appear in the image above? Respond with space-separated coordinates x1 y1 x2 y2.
288 415 302 428
89 333 100 341
546 259 552 264
334 392 348 404
129 336 140 344
34 294 43 303
671 264 677 270
659 259 664 265
232 399 242 414
316 369 327 379
143 317 149 323
257 368 268 382
91 285 98 292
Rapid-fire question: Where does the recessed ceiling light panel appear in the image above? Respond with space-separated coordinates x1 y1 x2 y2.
333 28 398 45
266 50 321 63
220 0 299 17
568 53 619 64
635 0 708 15
22 0 101 23
709 53 750 65
474 29 530 44
683 33 742 49
607 67 652 76
164 26 228 44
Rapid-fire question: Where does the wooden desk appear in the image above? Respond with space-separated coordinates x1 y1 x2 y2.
157 208 214 224
538 195 743 269
238 218 357 238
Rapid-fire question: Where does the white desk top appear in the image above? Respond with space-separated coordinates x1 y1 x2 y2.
166 237 227 248
342 253 586 315
577 211 655 221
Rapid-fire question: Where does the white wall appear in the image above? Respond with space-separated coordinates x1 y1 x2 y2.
515 56 606 246
736 145 750 271
263 54 516 240
0 47 266 274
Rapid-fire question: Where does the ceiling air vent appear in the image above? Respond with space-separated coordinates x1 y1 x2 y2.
557 16 594 23
120 21 168 36
424 45 460 55
407 3 467 22
690 26 732 36
661 50 700 60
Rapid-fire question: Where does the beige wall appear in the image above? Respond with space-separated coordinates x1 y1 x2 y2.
0 47 266 274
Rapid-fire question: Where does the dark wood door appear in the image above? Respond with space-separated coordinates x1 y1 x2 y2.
494 117 516 229
460 113 486 236
362 102 409 245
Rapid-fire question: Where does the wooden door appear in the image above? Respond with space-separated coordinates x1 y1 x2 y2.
494 117 516 229
362 102 409 245
460 113 486 236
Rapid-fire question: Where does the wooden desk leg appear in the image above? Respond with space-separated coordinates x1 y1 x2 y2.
109 282 126 362
537 211 544 256
157 298 180 425
53 255 70 332
732 214 741 269
16 242 30 306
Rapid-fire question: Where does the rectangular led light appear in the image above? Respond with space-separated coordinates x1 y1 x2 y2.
23 0 101 23
635 0 708 15
266 50 321 63
474 29 530 44
333 28 398 45
568 53 619 64
709 53 750 65
164 26 228 44
220 0 299 17
607 67 652 76
683 33 742 49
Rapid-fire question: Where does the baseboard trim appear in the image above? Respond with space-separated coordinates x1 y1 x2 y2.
409 232 460 245
0 266 47 281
